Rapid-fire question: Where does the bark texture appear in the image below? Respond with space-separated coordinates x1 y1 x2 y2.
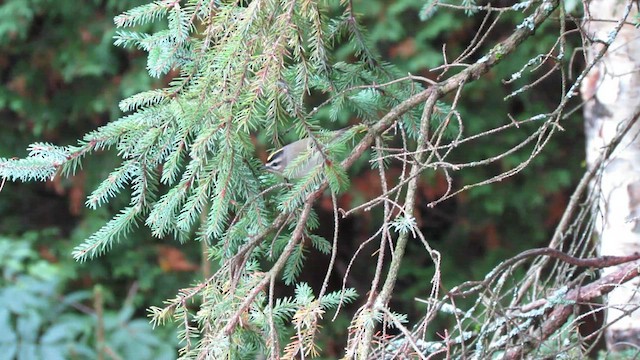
582 0 640 351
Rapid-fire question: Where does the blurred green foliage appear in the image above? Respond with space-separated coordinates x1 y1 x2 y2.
0 232 177 359
0 0 157 146
0 0 188 357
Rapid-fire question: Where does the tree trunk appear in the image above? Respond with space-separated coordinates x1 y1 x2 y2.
582 0 640 351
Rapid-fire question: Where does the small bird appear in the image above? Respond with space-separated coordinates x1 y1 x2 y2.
264 127 354 179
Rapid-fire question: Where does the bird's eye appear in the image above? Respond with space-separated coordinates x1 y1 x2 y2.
265 154 282 172
265 148 284 171
267 159 280 168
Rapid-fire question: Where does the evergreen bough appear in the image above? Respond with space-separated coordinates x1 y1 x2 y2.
1 0 577 358
0 0 427 357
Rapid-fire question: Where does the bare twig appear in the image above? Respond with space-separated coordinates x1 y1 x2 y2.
449 248 640 297
505 260 640 359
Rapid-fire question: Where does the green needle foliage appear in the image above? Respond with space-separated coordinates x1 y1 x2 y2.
0 0 584 358
0 0 432 357
0 1 440 259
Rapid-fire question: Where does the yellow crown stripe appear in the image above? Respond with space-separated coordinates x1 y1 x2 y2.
266 147 284 162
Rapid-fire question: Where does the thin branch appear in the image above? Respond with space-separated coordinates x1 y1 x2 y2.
505 260 640 359
449 248 640 297
223 195 317 335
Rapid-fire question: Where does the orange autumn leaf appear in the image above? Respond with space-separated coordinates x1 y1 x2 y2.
157 245 199 272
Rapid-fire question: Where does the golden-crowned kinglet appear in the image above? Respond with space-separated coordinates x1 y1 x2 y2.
264 127 352 179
